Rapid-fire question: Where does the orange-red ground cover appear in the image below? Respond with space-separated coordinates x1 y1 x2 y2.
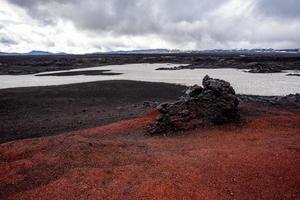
0 105 300 200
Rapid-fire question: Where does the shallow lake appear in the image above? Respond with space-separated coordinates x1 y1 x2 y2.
0 63 299 96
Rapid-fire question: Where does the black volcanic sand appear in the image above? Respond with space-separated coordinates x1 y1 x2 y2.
0 80 186 143
1 54 300 75
35 70 123 76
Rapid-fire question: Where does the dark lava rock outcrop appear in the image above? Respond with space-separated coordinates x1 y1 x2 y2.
148 75 240 135
238 93 300 107
246 63 282 73
286 73 300 77
278 93 300 105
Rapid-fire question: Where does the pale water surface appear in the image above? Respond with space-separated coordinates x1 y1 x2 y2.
0 63 299 96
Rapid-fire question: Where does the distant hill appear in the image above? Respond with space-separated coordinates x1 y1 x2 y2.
25 50 55 55
0 50 67 56
102 49 181 54
97 48 300 55
0 48 299 56
0 52 19 56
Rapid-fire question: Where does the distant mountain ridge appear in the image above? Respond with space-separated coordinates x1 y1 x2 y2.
26 50 58 55
103 49 181 54
0 50 67 56
93 48 300 55
0 48 299 56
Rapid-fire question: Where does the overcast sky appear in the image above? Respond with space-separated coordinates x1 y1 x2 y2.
0 0 300 53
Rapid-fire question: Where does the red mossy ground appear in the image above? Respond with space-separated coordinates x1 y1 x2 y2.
0 104 300 200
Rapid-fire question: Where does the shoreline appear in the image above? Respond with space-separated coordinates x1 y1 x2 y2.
0 80 186 143
1 54 300 75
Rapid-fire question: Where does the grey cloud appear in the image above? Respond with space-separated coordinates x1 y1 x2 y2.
8 0 228 31
47 41 55 47
9 0 74 25
255 0 300 19
7 0 230 42
0 35 17 45
6 0 300 49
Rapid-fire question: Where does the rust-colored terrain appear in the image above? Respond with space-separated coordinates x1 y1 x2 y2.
1 103 299 200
